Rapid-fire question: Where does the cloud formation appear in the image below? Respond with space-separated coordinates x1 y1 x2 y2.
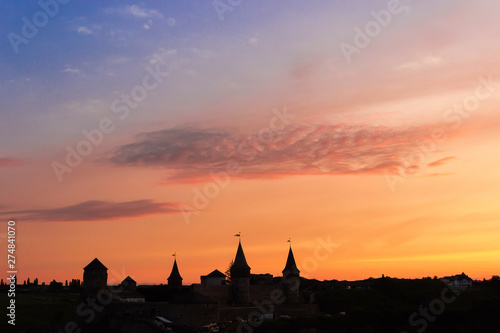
0 200 185 222
107 123 453 182
396 56 443 71
0 157 23 168
428 156 456 168
126 5 163 18
104 5 164 19
77 26 92 35
62 67 81 74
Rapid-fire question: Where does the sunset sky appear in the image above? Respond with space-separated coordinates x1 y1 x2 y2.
1 0 500 285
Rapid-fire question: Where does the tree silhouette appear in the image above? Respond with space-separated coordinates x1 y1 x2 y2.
225 259 234 282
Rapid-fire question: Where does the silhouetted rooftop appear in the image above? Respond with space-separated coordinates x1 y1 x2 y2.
207 269 226 278
283 246 300 276
232 240 251 271
168 259 183 282
123 276 136 284
84 258 108 271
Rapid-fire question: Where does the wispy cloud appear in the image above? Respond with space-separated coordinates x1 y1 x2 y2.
77 26 92 35
428 156 456 168
0 157 23 168
0 200 186 222
127 5 163 18
143 19 152 30
424 173 455 177
105 5 163 19
62 67 81 74
396 56 443 71
106 123 456 182
166 17 176 27
191 48 215 59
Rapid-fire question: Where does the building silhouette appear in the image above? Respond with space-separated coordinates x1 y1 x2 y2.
200 269 226 285
167 258 183 287
83 258 108 297
230 239 251 304
80 239 317 330
282 244 300 303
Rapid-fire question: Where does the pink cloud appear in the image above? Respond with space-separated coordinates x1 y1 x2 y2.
0 200 186 222
0 157 23 168
428 156 456 168
107 122 457 182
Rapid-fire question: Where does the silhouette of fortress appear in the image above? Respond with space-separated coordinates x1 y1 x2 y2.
192 239 301 306
82 239 317 329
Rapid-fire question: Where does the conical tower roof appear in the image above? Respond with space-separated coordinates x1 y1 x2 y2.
230 240 251 277
282 246 300 276
168 258 183 286
84 258 108 271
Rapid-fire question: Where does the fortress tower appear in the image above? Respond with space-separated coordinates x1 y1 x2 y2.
282 245 300 303
230 239 251 304
83 258 108 297
168 258 183 287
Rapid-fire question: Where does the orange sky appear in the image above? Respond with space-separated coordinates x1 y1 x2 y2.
1 0 500 285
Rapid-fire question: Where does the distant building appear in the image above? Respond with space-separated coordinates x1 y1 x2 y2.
48 279 63 292
201 269 227 285
441 272 473 288
112 276 145 303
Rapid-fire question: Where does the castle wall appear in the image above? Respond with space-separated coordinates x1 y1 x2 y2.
195 282 300 305
231 277 250 304
112 301 218 329
249 284 278 302
193 283 230 304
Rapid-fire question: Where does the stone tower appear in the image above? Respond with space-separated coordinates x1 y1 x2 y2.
230 239 251 304
83 258 108 297
168 258 183 287
282 246 300 303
